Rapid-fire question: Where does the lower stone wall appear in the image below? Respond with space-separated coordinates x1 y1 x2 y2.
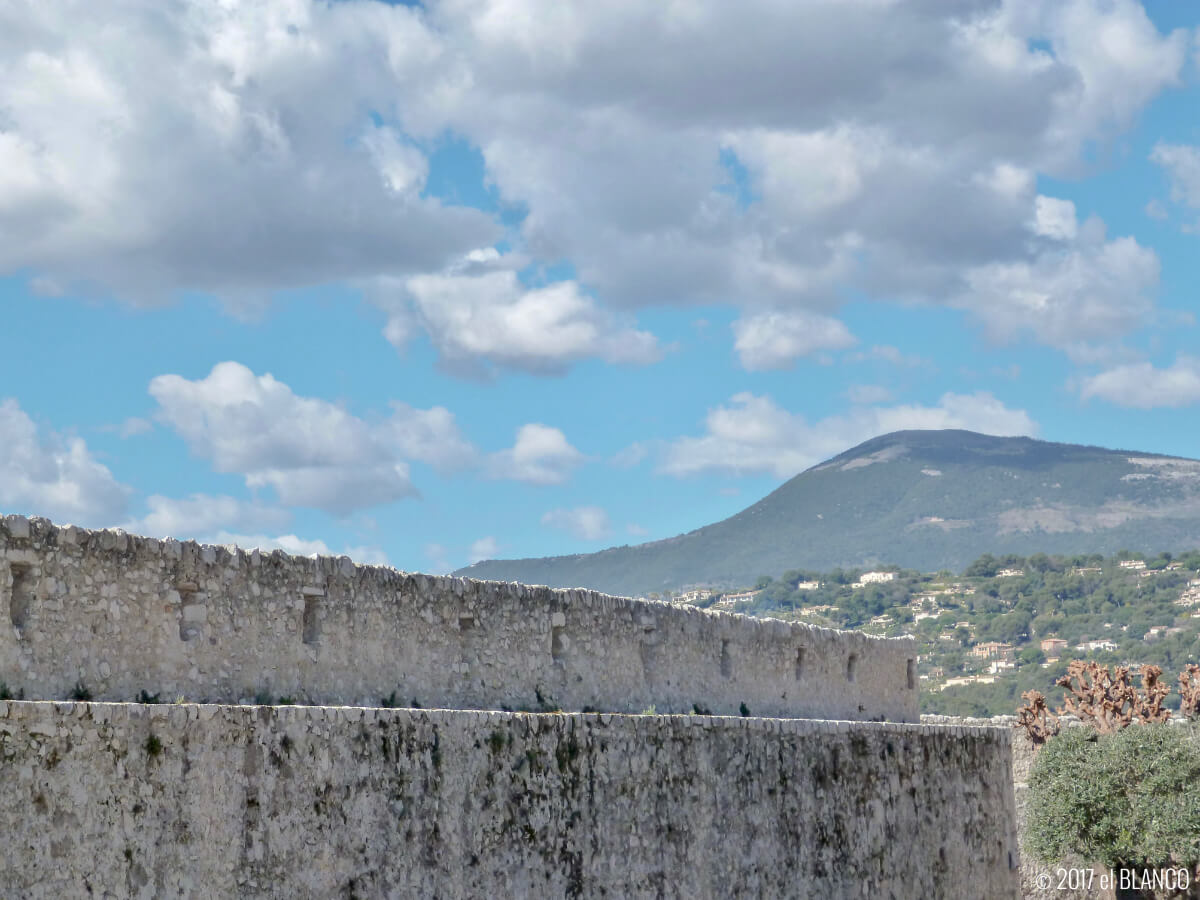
924 715 1105 900
0 702 1018 899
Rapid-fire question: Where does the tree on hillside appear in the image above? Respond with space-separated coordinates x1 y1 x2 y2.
965 553 998 578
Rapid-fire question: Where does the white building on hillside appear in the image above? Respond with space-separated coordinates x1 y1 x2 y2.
859 571 896 584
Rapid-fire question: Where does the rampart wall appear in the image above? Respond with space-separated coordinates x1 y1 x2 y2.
0 516 917 721
0 701 1019 899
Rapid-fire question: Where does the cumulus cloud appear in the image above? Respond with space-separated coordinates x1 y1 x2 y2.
1032 196 1079 241
1079 356 1200 408
149 362 417 514
541 506 611 541
0 398 131 525
149 363 586 508
383 403 479 472
384 268 661 376
2 0 1188 367
426 0 1182 353
1152 143 1200 221
129 493 290 538
959 219 1160 348
0 1 498 308
486 424 585 485
661 391 1037 479
732 310 856 371
468 536 499 564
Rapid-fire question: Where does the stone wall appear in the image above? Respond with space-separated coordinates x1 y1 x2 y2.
0 515 917 721
0 700 1019 899
924 714 1111 900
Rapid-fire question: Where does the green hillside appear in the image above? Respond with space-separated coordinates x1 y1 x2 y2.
455 430 1200 596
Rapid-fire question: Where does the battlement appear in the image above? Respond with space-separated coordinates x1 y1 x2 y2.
0 514 917 721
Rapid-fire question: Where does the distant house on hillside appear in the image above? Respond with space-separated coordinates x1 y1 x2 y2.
1040 637 1068 654
996 568 1024 578
678 589 713 604
714 590 759 608
1119 559 1146 570
1176 587 1200 607
971 641 1014 660
1077 639 1119 652
794 580 821 591
859 571 896 584
941 675 997 690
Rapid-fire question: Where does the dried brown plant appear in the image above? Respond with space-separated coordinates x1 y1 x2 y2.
1180 664 1200 720
1133 664 1171 724
1056 660 1136 733
1055 660 1177 732
1014 689 1060 746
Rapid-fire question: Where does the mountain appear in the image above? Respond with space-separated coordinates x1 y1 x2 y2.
454 430 1200 596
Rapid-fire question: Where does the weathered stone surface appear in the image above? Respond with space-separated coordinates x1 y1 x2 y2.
0 515 917 721
0 702 1019 899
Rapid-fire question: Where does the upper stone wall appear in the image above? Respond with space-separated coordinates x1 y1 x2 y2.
0 515 918 721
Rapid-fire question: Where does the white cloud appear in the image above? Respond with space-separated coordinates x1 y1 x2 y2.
661 391 1037 479
149 362 416 514
150 362 585 505
2 0 1188 367
732 310 856 371
1032 196 1078 241
129 493 290 538
0 1 498 308
386 268 661 376
0 398 130 526
1079 356 1200 409
959 223 1160 348
1152 143 1200 212
541 506 611 541
486 424 584 485
383 403 479 472
625 523 649 537
468 536 499 564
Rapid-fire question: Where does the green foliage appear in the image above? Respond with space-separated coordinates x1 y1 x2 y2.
138 690 161 704
1026 725 1200 870
692 702 713 715
70 681 92 702
144 733 163 758
380 691 400 709
739 702 750 717
487 730 508 754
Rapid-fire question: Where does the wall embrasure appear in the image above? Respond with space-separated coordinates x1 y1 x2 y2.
0 516 918 721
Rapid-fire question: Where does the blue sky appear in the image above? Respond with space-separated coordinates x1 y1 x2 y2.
2 0 1200 574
